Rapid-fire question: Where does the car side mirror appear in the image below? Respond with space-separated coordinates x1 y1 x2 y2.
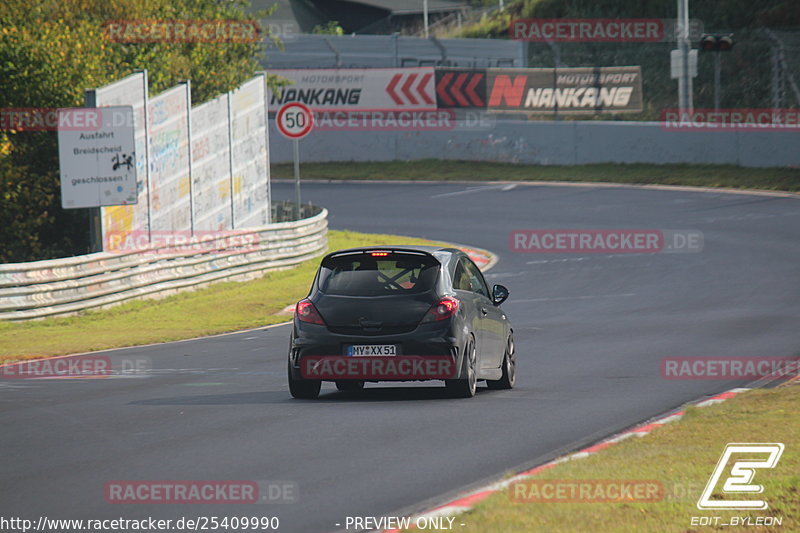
492 284 509 305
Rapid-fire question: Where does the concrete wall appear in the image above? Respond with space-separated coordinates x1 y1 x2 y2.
268 119 799 168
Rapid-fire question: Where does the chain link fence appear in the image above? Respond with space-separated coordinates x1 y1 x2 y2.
261 28 799 121
523 26 800 120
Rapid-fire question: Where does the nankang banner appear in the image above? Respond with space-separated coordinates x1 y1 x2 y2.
269 68 436 111
486 66 643 114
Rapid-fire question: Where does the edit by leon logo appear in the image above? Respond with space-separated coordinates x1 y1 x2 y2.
697 443 784 510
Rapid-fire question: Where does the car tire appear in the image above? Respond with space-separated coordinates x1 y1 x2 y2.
288 361 321 399
446 338 477 398
335 380 365 391
486 334 516 390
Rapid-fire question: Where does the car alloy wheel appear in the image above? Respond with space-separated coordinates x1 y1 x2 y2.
487 334 516 390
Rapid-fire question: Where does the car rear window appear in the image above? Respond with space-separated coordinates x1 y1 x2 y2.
318 252 439 296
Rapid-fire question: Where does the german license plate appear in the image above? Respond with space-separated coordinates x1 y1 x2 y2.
346 345 397 357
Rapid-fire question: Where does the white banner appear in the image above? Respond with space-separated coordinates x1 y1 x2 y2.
93 72 149 245
147 85 191 234
231 76 270 228
191 94 232 231
269 68 437 111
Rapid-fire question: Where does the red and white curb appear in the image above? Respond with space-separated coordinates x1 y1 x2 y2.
381 387 751 532
782 372 800 387
455 245 496 272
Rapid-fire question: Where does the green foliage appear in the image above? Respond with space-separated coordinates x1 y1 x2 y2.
0 0 277 262
312 21 344 36
457 11 514 39
273 160 800 192
0 132 89 261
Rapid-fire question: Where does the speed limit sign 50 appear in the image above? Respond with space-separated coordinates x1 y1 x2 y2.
276 102 314 140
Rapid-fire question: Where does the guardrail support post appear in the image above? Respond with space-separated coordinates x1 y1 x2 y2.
323 38 341 68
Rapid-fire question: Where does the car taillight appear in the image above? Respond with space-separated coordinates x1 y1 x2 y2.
296 299 325 325
421 297 459 323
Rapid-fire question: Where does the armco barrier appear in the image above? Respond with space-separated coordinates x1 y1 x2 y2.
0 207 327 321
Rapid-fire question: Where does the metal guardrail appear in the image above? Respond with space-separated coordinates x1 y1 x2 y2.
0 207 328 321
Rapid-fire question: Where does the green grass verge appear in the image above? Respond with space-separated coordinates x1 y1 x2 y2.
0 230 443 361
273 160 800 192
452 384 800 533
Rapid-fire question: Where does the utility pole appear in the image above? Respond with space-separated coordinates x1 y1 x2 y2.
423 0 429 38
677 0 693 113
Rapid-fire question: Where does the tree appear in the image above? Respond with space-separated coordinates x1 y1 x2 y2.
0 0 277 262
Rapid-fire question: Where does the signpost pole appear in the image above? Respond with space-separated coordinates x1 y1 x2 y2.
276 102 313 221
677 0 693 113
423 0 429 38
83 89 103 253
293 139 301 220
714 52 721 112
89 209 102 253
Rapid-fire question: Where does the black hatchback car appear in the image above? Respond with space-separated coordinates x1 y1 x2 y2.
287 246 514 399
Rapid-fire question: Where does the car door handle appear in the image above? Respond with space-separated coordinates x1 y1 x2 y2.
481 307 488 316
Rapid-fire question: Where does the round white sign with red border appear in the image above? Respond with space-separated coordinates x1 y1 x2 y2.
276 102 314 140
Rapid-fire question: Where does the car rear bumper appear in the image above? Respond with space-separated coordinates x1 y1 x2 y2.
288 323 466 381
297 355 457 381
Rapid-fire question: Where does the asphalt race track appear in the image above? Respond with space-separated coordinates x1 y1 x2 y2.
2 181 799 533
